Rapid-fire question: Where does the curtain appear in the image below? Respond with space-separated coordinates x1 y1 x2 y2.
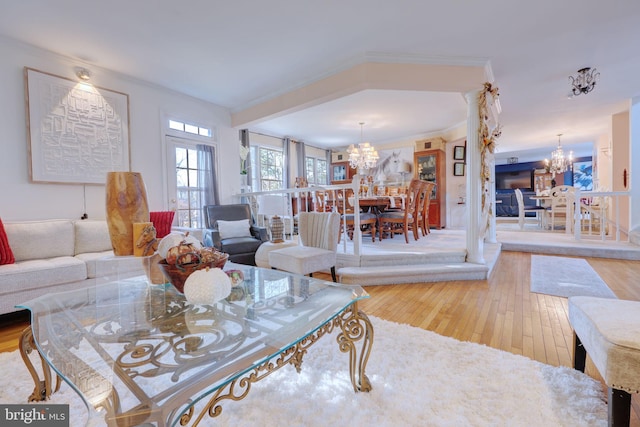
283 137 291 188
296 140 306 180
197 144 219 206
325 149 332 185
240 129 251 186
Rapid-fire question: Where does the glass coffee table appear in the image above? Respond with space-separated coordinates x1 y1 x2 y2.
17 265 373 426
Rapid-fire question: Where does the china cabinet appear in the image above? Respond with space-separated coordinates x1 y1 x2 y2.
414 149 446 228
330 161 356 184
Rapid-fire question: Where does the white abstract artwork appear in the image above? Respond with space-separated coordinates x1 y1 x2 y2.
25 68 130 184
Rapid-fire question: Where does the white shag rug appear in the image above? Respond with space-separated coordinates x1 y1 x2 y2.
0 317 607 427
531 255 617 299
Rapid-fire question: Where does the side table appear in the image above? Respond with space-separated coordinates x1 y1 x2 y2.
255 240 298 268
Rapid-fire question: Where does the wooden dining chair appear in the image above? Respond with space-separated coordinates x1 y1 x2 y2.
418 181 436 236
378 179 426 243
336 189 378 242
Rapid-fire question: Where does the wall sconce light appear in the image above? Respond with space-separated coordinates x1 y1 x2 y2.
75 68 91 82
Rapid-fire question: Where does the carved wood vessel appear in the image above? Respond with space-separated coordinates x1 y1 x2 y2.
105 171 150 256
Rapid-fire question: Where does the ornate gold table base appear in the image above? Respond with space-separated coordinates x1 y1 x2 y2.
182 304 373 426
19 304 374 427
19 326 61 402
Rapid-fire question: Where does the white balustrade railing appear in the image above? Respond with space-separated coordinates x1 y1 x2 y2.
572 190 629 241
233 177 363 256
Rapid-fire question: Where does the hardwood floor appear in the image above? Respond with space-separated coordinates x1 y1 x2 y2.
2 251 640 424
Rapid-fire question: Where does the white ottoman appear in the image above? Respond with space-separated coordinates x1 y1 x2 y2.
569 296 640 427
254 240 298 268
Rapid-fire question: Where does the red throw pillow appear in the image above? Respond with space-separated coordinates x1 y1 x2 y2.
0 218 15 265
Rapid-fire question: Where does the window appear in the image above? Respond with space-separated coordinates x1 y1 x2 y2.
174 145 204 228
167 135 217 229
169 119 212 138
252 146 284 190
306 157 327 186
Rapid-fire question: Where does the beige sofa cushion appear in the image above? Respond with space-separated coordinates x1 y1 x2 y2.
76 252 148 279
5 220 75 262
74 220 112 255
0 256 86 293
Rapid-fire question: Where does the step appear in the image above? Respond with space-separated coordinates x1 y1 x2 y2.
359 251 466 267
338 262 488 286
336 250 466 269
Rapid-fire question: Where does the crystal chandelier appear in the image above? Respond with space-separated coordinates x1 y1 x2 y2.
347 122 379 170
569 67 599 97
545 134 573 177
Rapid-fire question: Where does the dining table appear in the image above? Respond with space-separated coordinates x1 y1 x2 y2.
350 196 405 214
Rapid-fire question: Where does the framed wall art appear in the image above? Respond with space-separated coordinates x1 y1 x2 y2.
572 160 593 190
453 162 465 176
453 145 465 160
368 146 414 182
25 67 131 184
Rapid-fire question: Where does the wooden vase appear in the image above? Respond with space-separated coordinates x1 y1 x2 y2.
106 172 150 256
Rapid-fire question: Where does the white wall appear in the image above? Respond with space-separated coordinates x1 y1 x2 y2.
445 137 467 229
0 36 239 221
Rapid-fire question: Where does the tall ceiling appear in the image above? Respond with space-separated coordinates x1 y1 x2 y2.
2 0 639 160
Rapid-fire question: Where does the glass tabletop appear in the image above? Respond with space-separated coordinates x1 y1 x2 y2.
18 265 369 426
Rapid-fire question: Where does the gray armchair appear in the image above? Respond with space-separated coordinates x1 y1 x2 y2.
202 204 268 265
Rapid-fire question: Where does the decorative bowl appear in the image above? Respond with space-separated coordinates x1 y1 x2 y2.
159 251 228 293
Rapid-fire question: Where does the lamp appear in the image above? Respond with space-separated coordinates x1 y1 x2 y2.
544 134 573 178
569 67 599 97
347 122 379 171
258 195 286 243
75 67 91 82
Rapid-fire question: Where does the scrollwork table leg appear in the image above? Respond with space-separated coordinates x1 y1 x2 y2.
18 326 60 402
336 304 374 392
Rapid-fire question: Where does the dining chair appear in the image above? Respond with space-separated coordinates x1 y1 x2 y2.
378 179 426 243
418 181 436 236
545 185 576 231
345 190 378 242
268 211 341 281
313 189 332 212
514 188 545 230
578 195 609 237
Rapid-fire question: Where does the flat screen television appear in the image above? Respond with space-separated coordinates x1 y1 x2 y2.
495 169 533 191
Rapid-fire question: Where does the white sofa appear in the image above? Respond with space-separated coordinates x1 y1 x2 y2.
0 219 148 315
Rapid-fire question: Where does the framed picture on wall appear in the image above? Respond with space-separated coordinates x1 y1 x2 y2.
572 160 593 190
25 67 130 184
453 146 465 160
453 162 465 176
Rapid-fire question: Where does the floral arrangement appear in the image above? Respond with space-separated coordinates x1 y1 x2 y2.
239 145 249 175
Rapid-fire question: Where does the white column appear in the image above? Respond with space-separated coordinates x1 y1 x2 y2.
486 156 497 243
465 90 485 264
629 96 640 241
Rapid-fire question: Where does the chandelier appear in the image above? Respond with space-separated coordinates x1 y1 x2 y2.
347 122 379 170
545 134 573 177
569 67 599 97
